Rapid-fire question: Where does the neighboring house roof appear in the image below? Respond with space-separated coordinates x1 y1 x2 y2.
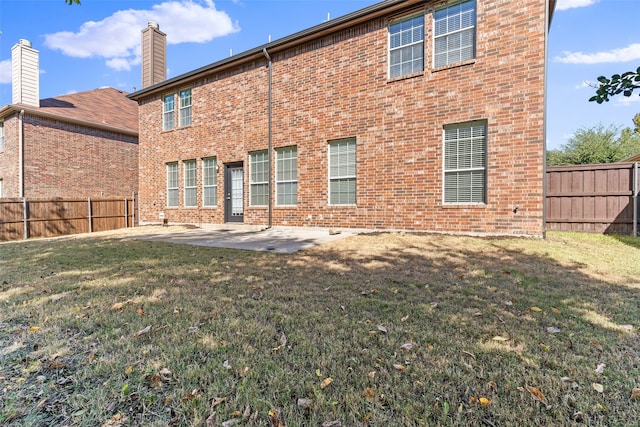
624 152 640 162
129 0 557 101
0 87 138 136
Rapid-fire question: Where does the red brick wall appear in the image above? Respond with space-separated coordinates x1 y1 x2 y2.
0 114 20 198
137 0 547 236
19 114 138 198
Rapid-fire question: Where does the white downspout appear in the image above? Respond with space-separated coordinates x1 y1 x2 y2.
18 109 25 197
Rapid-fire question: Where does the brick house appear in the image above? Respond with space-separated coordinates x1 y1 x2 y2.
129 0 555 236
0 39 138 199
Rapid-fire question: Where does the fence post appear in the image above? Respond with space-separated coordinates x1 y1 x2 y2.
23 197 28 240
88 197 93 233
124 197 129 228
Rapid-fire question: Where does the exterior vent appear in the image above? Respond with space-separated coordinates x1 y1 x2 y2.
12 39 39 107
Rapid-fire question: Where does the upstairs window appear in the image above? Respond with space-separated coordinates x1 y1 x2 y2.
183 160 197 207
162 95 174 131
443 121 486 204
328 138 356 205
389 14 424 79
166 162 179 207
202 157 217 207
434 0 476 68
250 150 269 206
179 89 192 127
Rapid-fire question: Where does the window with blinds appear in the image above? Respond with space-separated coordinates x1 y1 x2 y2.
166 162 179 207
162 95 174 131
444 122 486 204
250 150 269 206
329 139 356 205
202 157 217 207
179 89 192 127
183 160 197 207
276 146 298 206
434 0 476 68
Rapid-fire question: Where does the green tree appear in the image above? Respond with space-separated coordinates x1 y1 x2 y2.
65 0 80 4
547 123 640 166
590 67 640 103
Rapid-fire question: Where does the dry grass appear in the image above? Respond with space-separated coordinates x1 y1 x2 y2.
0 227 639 426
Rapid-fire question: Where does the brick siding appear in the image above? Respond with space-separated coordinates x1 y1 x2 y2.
0 112 138 198
137 0 547 236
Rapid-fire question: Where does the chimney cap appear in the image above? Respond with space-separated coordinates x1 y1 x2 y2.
18 39 32 47
148 21 159 29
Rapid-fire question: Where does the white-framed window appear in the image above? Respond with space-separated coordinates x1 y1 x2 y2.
183 160 197 207
179 88 192 127
276 146 297 206
202 157 217 207
328 138 356 205
0 121 4 152
443 121 486 204
166 162 179 207
434 0 476 68
250 150 269 206
162 95 174 131
389 14 424 79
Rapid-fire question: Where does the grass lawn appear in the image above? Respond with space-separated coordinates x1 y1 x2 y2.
0 227 639 426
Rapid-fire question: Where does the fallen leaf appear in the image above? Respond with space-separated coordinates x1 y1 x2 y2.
525 385 547 404
461 350 476 359
487 381 497 391
547 327 561 334
322 421 341 427
595 363 606 374
125 365 133 374
137 307 145 316
181 390 198 401
631 388 640 401
211 397 226 408
479 397 492 407
111 300 132 311
551 307 561 314
400 343 414 352
591 341 603 351
223 360 232 370
529 307 543 313
242 406 251 421
268 408 283 427
393 364 406 371
367 371 376 378
133 325 152 337
592 383 604 393
492 336 508 342
230 411 242 418
363 387 375 401
315 369 322 377
28 326 41 333
560 376 573 383
401 315 409 322
320 377 333 389
377 325 388 334
280 333 287 346
159 368 172 381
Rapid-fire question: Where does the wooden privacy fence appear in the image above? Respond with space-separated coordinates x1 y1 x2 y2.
0 196 136 241
546 162 639 235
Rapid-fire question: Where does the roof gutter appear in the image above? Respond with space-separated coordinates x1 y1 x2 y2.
0 104 138 137
128 0 421 101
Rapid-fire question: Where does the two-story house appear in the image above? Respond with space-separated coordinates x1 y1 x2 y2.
0 39 139 199
129 0 556 236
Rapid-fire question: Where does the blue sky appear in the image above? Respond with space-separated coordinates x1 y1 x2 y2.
0 0 639 150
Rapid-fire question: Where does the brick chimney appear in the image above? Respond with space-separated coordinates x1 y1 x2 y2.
141 21 167 88
12 39 39 107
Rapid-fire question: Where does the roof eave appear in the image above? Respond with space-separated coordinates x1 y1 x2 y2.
0 104 138 137
128 0 422 101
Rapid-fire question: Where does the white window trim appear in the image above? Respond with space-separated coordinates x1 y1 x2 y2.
432 0 476 69
441 121 487 205
328 138 357 206
178 88 192 127
388 12 425 79
249 151 269 206
276 146 298 206
202 157 218 207
183 160 197 207
162 95 174 131
166 162 179 208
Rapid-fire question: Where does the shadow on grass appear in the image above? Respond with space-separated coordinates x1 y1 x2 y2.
0 232 638 426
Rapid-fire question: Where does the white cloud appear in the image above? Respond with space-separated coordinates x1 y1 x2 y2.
44 0 239 71
0 59 11 84
575 80 593 89
554 43 640 64
555 0 599 11
617 94 640 106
